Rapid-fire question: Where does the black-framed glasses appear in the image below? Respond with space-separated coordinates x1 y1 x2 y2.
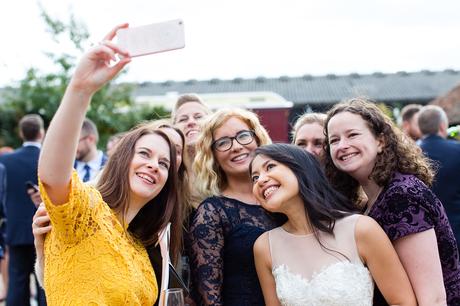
212 130 256 152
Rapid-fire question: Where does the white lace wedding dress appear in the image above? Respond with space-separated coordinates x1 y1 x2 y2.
268 214 374 306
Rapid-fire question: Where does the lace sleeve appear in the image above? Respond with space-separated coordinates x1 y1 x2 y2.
39 170 102 245
189 199 226 306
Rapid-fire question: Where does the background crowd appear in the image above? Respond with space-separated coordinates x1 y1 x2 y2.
0 25 459 306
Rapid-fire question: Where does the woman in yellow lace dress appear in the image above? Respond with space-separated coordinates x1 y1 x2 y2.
37 24 181 305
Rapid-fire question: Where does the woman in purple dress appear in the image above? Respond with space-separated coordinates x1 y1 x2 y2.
323 98 460 305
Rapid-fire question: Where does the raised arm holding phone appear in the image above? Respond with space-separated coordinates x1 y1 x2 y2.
39 25 131 197
37 24 182 305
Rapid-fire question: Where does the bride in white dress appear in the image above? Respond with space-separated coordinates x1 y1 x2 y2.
249 144 416 306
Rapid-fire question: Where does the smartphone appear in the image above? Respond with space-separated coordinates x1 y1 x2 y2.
25 181 39 193
117 19 185 57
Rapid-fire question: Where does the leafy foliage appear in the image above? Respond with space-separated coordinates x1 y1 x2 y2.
0 6 167 148
376 102 396 122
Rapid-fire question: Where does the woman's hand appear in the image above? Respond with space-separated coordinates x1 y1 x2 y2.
38 24 131 203
69 23 131 96
32 203 52 253
32 203 50 288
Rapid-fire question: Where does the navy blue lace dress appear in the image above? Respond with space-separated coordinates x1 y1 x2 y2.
189 196 281 306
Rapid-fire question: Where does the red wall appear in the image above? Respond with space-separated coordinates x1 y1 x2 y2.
251 108 290 143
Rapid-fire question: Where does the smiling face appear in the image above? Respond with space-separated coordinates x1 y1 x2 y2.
294 122 325 159
213 117 257 179
160 127 183 170
174 102 208 145
327 111 383 183
251 154 301 213
128 133 171 206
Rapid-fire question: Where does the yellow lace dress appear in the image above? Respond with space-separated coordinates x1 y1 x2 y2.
39 171 158 305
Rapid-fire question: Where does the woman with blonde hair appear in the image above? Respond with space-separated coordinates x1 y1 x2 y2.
291 112 327 160
189 108 282 305
324 98 460 305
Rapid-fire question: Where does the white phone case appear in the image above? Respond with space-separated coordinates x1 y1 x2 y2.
117 19 185 57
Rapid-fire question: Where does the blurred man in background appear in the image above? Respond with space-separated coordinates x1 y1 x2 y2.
400 104 422 141
419 105 460 249
74 118 107 182
0 114 46 306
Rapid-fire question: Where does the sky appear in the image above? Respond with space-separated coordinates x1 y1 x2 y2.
1 0 460 86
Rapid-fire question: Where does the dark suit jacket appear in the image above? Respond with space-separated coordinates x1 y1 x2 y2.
0 163 6 212
0 145 40 246
420 135 460 243
0 163 6 250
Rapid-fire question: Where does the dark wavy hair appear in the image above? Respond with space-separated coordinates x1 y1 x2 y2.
97 126 182 264
323 98 434 204
250 143 358 237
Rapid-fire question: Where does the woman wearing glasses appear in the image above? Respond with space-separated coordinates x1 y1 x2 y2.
189 108 282 305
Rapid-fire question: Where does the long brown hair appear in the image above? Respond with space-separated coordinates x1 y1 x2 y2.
96 126 182 264
159 125 194 230
143 120 194 238
323 98 434 204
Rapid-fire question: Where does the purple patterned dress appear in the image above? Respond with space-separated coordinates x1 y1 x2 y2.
369 172 460 305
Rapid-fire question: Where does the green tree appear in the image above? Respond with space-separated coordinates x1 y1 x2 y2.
376 102 396 122
0 6 167 148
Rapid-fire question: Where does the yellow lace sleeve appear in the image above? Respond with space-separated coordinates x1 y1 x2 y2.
39 170 104 245
40 171 158 305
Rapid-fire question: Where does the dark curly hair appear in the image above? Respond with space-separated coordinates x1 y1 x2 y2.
323 98 434 204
